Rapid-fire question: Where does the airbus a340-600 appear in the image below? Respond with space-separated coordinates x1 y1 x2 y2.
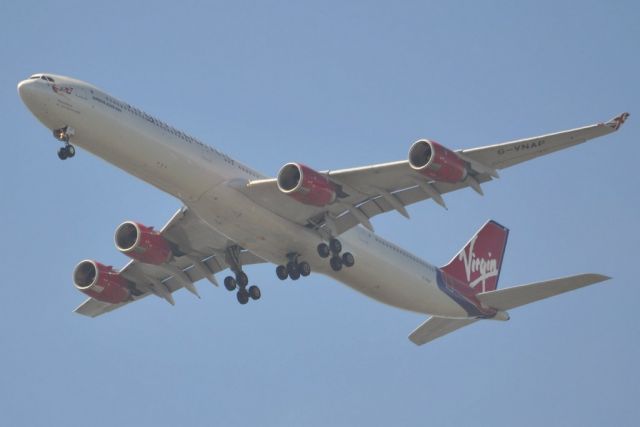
18 73 629 345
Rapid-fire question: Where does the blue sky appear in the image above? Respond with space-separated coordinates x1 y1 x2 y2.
1 1 638 426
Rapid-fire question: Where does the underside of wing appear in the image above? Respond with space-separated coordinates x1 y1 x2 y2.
74 207 266 317
74 298 127 318
460 112 629 170
244 162 493 235
243 113 627 238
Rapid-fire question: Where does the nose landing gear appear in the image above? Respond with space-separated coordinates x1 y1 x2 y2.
57 145 75 160
53 126 76 160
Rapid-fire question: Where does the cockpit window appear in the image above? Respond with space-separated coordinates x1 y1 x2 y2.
28 74 55 82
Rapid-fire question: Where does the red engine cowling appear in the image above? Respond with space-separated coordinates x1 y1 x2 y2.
73 260 131 304
277 163 337 207
114 221 172 265
408 140 468 183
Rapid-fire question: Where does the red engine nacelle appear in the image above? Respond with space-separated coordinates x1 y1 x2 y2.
408 140 468 183
114 221 172 265
73 260 131 304
277 163 337 207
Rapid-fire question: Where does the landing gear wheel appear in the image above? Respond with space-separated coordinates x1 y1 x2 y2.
330 256 343 272
237 289 249 305
66 145 75 158
298 261 311 277
317 243 330 258
57 147 68 160
276 265 288 280
236 271 249 288
289 269 301 281
224 276 237 291
329 238 342 254
248 285 261 300
342 252 355 268
287 261 300 280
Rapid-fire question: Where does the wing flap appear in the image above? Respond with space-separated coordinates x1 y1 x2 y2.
331 175 492 234
476 273 610 311
409 316 477 346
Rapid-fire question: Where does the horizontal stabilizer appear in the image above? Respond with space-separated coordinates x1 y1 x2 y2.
476 273 610 311
409 316 477 346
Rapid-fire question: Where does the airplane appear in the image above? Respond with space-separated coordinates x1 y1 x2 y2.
17 73 629 345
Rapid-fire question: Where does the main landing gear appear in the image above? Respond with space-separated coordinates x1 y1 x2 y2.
53 126 76 160
317 238 355 272
222 245 261 305
275 239 355 279
223 272 261 305
276 253 311 281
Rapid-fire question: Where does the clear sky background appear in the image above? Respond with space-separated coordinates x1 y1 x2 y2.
1 1 638 426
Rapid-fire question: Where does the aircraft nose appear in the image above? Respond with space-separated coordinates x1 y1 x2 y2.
18 77 56 127
18 79 37 105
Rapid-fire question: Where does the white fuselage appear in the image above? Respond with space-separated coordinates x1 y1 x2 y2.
18 74 468 318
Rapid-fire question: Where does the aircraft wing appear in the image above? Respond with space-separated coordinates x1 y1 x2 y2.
459 112 629 169
243 163 492 234
243 113 628 236
74 207 266 317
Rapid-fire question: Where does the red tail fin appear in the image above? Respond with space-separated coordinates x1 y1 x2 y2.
441 220 509 293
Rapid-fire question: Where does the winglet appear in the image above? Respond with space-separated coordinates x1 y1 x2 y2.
605 112 630 131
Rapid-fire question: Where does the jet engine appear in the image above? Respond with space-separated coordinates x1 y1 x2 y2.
277 163 337 207
114 221 172 265
408 139 468 183
73 260 131 304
